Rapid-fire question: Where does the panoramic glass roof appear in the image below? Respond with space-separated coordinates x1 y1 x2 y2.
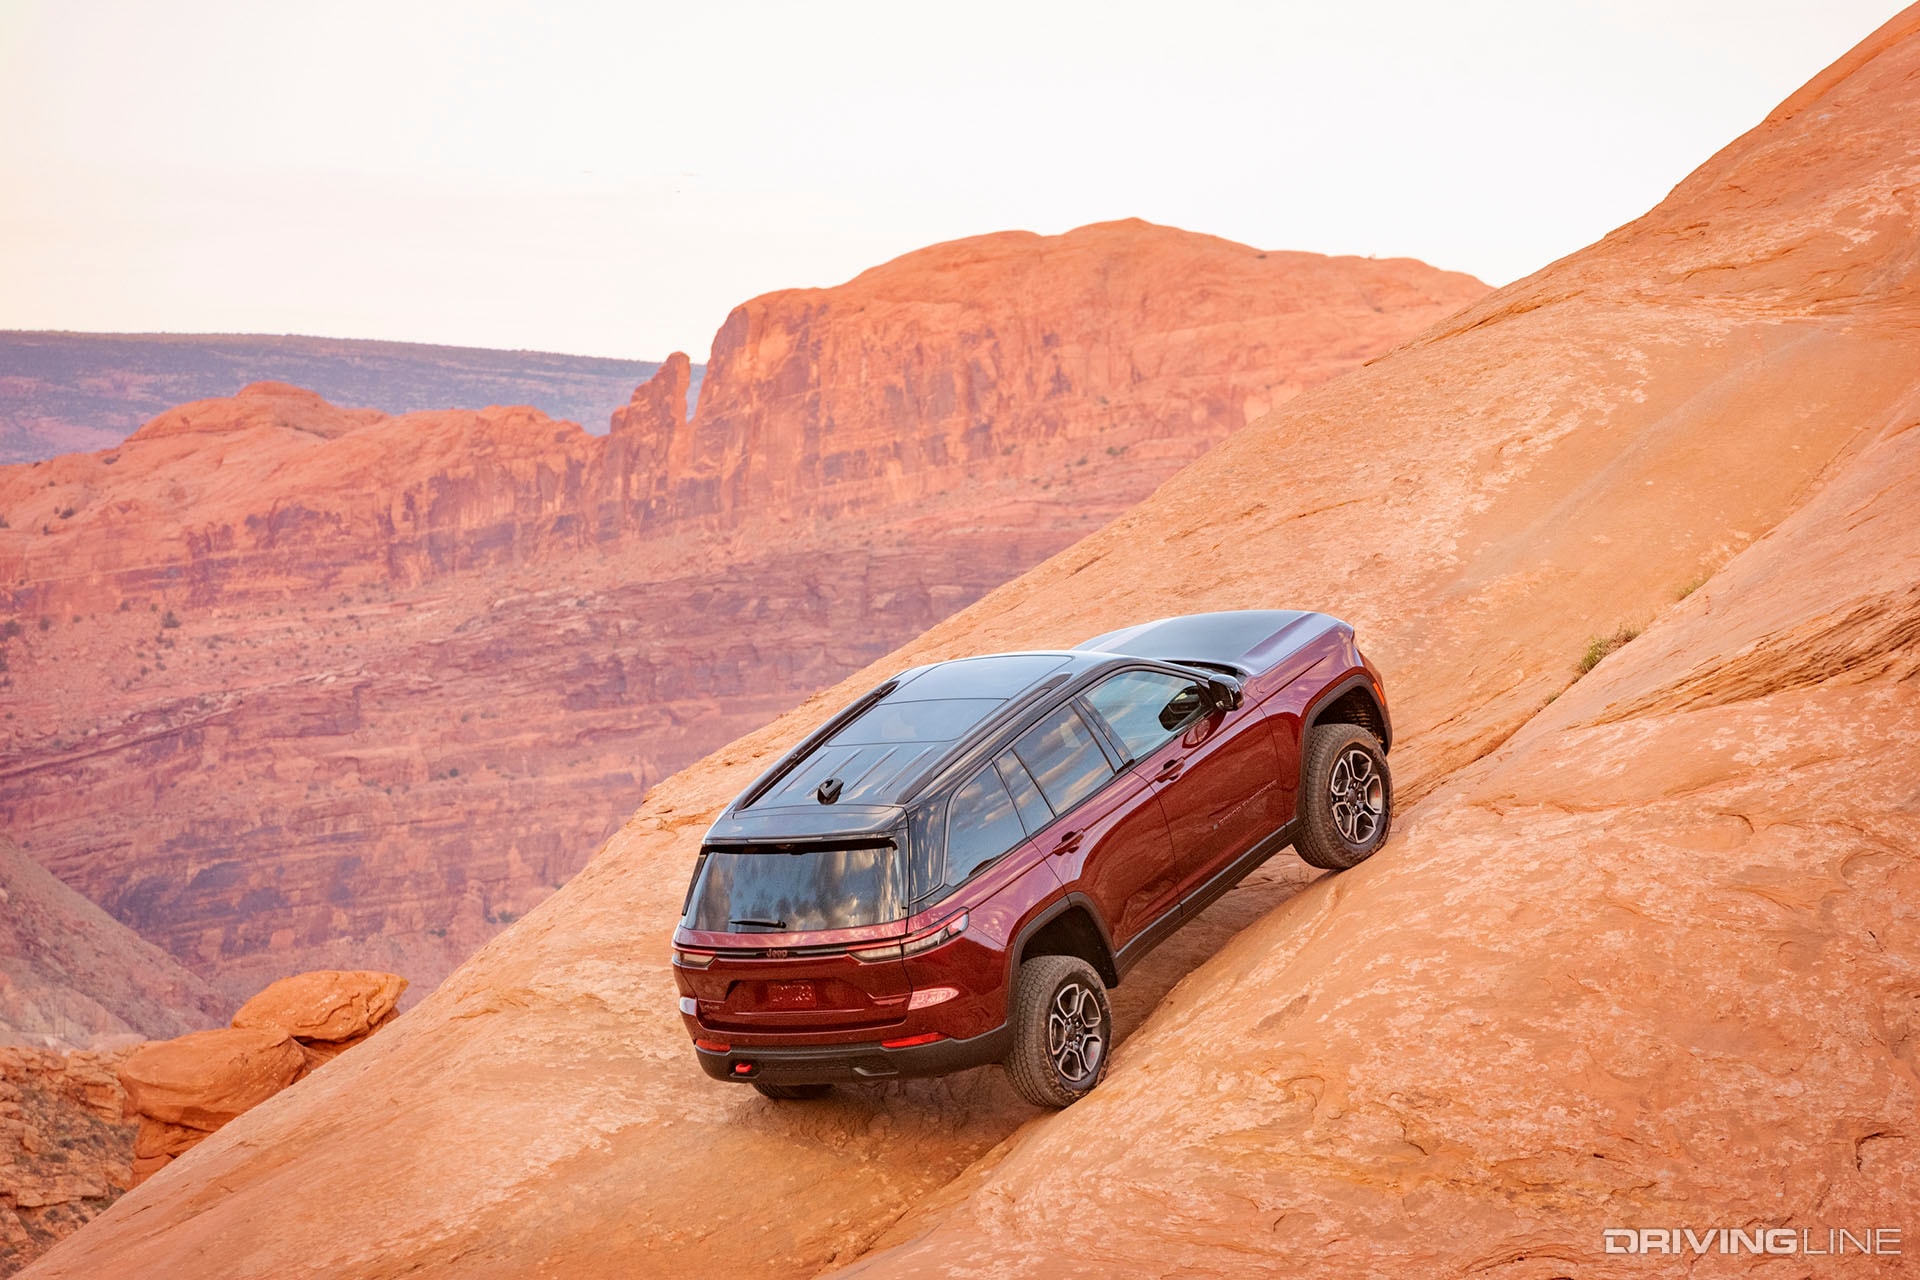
747 654 1070 809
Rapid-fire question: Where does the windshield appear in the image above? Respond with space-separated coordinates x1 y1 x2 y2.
684 842 903 933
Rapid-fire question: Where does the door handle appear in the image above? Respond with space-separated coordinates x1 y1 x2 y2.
1154 757 1185 781
1053 830 1083 855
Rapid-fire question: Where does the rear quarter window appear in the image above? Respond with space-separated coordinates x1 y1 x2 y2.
944 768 1029 885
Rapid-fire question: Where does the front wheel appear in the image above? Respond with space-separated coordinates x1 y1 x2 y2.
1295 723 1392 870
1004 955 1111 1109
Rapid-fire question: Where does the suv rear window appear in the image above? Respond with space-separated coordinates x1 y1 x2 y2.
684 843 902 933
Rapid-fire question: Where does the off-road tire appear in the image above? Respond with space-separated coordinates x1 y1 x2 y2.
1295 723 1392 871
1004 955 1111 1109
751 1081 831 1100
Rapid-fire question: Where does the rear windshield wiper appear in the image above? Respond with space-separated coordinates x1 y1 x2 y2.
730 917 788 930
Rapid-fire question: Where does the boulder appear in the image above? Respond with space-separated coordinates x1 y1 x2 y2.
132 1117 207 1160
230 971 407 1043
116 1028 305 1131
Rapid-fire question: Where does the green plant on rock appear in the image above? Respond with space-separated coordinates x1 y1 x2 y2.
1577 625 1641 675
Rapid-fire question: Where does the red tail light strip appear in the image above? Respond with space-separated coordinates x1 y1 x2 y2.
850 911 969 964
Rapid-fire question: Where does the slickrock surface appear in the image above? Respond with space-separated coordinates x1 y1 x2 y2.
23 7 1919 1278
0 1047 135 1278
0 226 1481 1000
0 839 228 1051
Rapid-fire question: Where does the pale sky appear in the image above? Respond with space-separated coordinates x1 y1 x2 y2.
0 1 1905 360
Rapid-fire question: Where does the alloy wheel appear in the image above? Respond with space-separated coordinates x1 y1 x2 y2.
1329 746 1385 845
1047 981 1105 1084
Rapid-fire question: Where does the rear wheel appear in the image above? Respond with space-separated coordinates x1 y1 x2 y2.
752 1081 831 1100
1004 955 1111 1108
1295 723 1392 870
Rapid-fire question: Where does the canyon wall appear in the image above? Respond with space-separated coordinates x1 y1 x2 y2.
0 224 1484 999
23 6 1919 1278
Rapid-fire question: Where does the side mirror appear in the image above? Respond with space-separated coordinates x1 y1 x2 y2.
1205 675 1244 712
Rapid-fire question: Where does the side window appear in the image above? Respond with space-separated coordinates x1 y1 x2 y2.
945 769 1028 884
1082 670 1207 762
995 750 1053 834
1012 704 1115 815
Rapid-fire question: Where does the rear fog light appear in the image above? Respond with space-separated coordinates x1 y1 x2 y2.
881 1031 947 1049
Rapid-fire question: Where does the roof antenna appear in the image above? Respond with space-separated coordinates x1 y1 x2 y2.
816 777 844 804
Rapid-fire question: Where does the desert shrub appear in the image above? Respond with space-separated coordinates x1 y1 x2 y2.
161 610 181 629
1578 625 1641 674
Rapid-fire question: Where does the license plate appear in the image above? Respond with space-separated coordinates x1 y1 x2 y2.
766 981 817 1009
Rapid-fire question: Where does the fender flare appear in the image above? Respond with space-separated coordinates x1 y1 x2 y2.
1007 891 1121 994
1295 671 1392 800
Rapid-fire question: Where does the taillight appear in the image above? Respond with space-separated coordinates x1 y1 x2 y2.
908 986 959 1010
903 912 967 955
693 1037 730 1053
852 911 968 963
881 1031 946 1049
673 949 716 968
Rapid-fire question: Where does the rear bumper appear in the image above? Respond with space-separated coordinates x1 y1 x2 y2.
695 1022 1011 1086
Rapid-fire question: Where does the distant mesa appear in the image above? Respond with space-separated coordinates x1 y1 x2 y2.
129 382 385 443
0 331 705 465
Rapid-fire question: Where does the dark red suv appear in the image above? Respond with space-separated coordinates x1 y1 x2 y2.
671 610 1392 1107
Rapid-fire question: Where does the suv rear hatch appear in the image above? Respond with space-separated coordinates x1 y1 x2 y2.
677 837 912 1032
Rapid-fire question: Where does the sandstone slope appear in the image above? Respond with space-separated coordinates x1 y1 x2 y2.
0 839 228 1051
0 227 1483 1000
23 7 1919 1277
